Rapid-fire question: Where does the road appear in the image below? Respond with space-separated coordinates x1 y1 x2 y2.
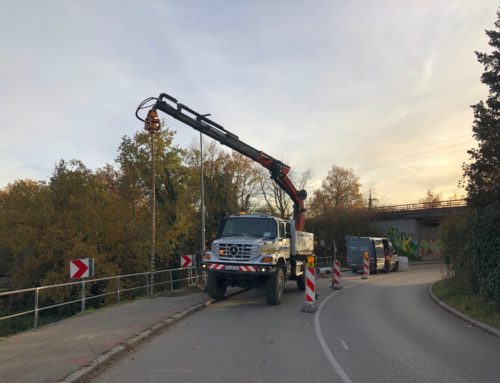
91 264 500 383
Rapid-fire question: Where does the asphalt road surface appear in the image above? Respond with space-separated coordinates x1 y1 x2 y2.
92 264 500 383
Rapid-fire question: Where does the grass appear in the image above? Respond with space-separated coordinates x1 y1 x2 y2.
432 278 500 330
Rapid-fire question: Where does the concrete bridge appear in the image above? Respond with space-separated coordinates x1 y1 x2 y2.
369 199 467 260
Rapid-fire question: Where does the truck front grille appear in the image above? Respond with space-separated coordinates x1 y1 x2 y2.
213 243 259 260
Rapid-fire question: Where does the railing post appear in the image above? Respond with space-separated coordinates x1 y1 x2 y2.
81 281 86 313
170 270 174 291
150 272 154 296
117 277 121 304
34 288 39 330
145 273 150 296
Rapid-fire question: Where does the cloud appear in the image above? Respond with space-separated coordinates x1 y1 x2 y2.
0 0 498 205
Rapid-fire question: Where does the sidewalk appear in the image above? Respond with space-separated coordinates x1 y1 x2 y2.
0 289 213 383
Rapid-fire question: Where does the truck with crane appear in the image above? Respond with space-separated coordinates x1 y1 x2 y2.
136 93 314 305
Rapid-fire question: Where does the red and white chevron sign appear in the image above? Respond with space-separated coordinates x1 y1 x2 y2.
70 258 90 279
239 265 256 272
305 267 316 304
181 255 193 268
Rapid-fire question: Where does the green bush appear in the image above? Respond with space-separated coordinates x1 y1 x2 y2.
468 202 500 308
440 203 500 309
439 209 472 289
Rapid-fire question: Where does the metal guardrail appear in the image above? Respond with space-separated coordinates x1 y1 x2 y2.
370 199 467 214
0 267 203 331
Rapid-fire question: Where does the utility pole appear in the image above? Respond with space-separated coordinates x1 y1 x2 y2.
200 132 206 256
144 109 161 295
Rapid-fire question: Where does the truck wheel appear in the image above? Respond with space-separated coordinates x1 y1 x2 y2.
207 272 226 300
296 274 305 290
266 268 285 305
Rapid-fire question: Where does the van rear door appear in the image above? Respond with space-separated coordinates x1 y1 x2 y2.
347 237 370 272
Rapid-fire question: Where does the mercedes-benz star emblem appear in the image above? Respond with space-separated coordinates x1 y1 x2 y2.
229 245 239 255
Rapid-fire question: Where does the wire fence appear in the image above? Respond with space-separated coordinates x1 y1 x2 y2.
0 267 204 336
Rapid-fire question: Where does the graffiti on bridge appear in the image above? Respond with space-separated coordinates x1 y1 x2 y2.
386 227 420 260
419 239 440 258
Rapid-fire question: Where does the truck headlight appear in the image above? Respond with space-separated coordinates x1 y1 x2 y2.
261 256 274 263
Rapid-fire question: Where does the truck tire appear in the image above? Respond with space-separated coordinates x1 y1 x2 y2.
207 272 226 300
296 274 305 290
266 268 285 305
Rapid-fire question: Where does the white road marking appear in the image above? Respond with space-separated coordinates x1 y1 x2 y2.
339 339 349 351
314 282 362 383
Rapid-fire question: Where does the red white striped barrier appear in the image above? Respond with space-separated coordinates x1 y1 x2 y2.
305 267 316 304
331 260 342 290
301 267 318 312
362 252 369 279
207 264 259 272
208 263 225 270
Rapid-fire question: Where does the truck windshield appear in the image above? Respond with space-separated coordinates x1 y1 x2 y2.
222 218 278 239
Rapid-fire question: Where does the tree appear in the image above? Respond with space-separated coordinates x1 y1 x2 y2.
441 12 500 309
116 129 197 269
419 187 442 208
463 11 500 208
185 142 240 244
257 166 312 219
309 165 364 216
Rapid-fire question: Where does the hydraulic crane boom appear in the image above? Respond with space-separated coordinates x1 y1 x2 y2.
136 92 307 230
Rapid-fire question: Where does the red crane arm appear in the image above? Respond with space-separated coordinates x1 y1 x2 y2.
136 93 307 230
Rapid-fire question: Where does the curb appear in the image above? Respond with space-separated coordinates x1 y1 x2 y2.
409 260 445 266
428 285 500 339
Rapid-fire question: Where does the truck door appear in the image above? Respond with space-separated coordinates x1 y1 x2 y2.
279 222 290 258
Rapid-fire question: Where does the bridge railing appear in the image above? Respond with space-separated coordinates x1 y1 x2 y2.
0 266 203 333
369 199 467 214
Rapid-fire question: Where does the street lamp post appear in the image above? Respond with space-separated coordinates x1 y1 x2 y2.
144 109 161 295
200 133 206 257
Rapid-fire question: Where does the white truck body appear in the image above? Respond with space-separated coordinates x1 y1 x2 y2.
203 213 314 305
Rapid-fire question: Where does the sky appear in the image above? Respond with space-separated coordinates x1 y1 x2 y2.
0 0 498 205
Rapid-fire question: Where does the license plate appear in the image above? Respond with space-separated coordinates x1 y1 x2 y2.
225 265 239 270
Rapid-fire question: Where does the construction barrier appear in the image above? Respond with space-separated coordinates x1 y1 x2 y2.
331 260 342 290
362 251 369 280
301 267 318 313
399 256 409 271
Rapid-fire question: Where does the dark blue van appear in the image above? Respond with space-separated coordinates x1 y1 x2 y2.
346 236 399 274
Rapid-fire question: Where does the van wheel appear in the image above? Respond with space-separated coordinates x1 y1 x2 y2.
393 261 399 272
351 268 358 274
266 268 285 305
207 272 227 300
